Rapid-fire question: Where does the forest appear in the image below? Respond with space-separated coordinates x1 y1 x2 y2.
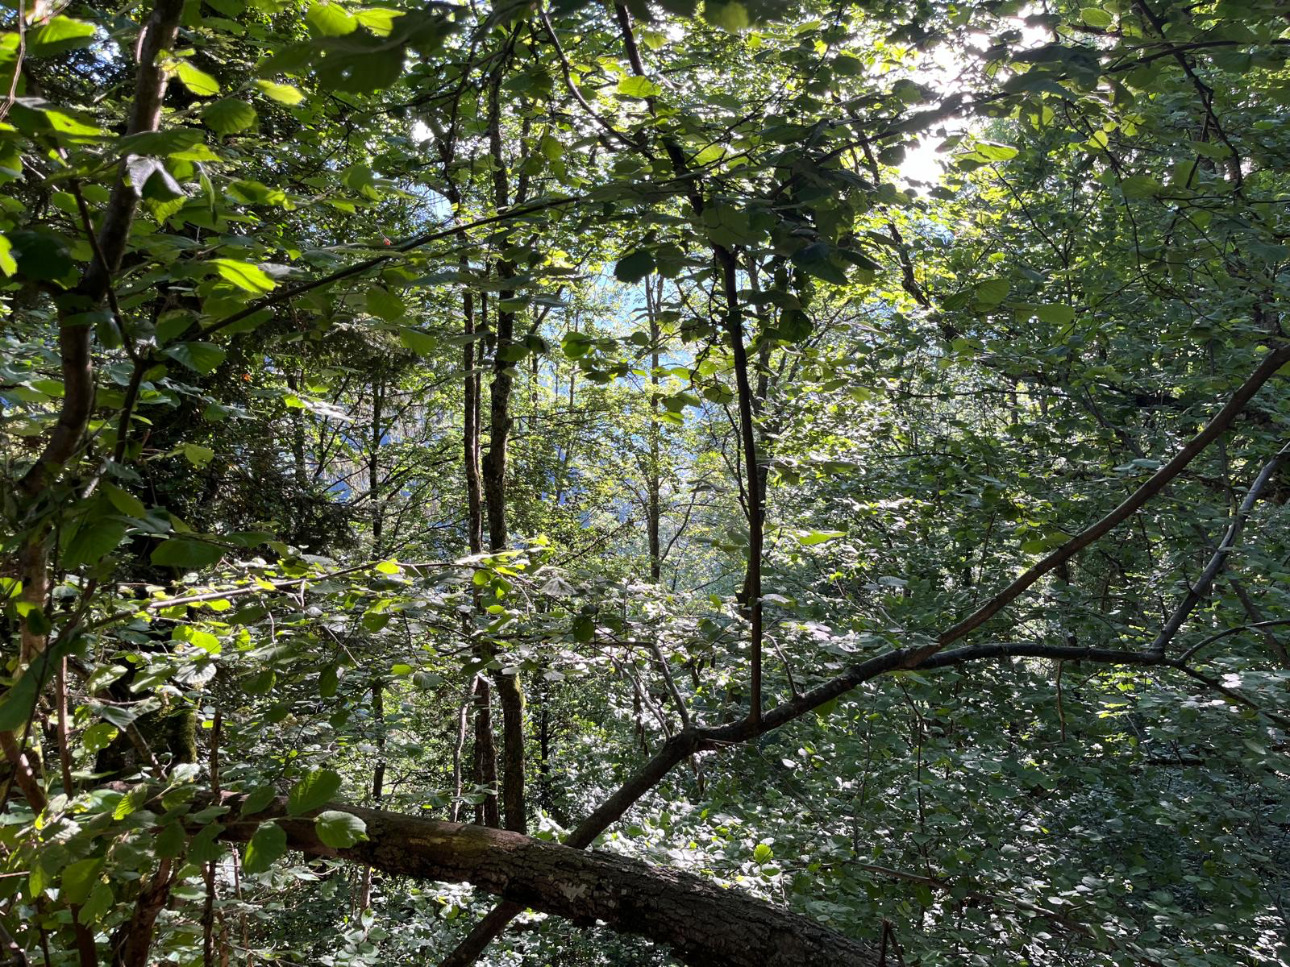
0 0 1288 964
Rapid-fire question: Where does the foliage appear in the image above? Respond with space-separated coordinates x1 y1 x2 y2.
1 0 1288 965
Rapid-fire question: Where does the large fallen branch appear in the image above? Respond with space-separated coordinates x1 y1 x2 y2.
212 795 879 967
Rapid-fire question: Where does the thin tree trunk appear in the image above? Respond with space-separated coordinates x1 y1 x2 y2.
471 676 500 827
481 63 527 836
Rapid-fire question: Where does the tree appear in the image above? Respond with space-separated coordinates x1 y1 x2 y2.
2 1 1288 965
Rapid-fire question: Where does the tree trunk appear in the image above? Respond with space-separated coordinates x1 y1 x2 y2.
482 64 527 836
214 797 880 967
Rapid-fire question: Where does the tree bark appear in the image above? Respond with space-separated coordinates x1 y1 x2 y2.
13 0 184 663
214 796 880 967
482 63 527 837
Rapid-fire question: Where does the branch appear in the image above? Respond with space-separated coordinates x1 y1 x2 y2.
18 0 184 498
1148 440 1290 656
931 343 1290 656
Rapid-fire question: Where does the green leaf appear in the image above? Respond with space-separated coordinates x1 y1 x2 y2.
64 518 128 567
1121 174 1163 199
243 822 288 874
156 821 187 858
288 768 342 815
25 17 96 58
176 62 221 97
103 482 147 518
975 142 1018 162
188 823 226 864
616 76 661 99
241 785 277 816
254 80 306 105
113 786 149 820
80 882 115 923
81 722 119 754
307 1 358 36
0 235 16 276
974 278 1011 306
615 250 655 283
366 286 405 321
792 243 848 286
203 99 258 135
1033 304 1076 324
182 444 216 467
1080 7 1113 28
796 529 845 546
562 332 593 359
243 668 276 694
209 258 275 294
315 810 368 848
399 328 437 355
572 612 595 642
60 858 103 906
150 539 225 569
0 635 77 731
316 49 404 94
164 342 226 374
753 843 773 863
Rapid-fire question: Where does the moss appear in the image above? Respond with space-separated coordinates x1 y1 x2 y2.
96 705 197 777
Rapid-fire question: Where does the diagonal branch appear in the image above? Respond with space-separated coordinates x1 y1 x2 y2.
1149 440 1290 657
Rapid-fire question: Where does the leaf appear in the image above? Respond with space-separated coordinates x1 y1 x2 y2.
616 76 661 99
176 62 221 97
562 332 593 359
203 99 258 135
366 286 405 321
1121 174 1163 199
80 722 119 754
792 242 848 286
1033 304 1075 324
571 612 595 642
316 48 404 94
315 810 368 848
209 258 276 294
64 518 128 567
113 786 149 820
242 822 288 874
976 141 1018 162
103 482 147 518
288 768 342 815
80 882 115 923
0 635 77 731
25 17 96 57
188 823 226 864
150 538 225 569
614 249 655 283
0 235 16 276
60 858 103 906
974 278 1011 306
241 785 277 816
164 342 226 374
797 530 845 546
1081 7 1113 28
307 1 358 36
243 669 276 694
254 80 306 105
753 843 773 863
182 444 216 467
156 821 188 858
399 328 437 355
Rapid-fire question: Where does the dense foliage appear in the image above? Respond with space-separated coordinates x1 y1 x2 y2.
1 1 1288 965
